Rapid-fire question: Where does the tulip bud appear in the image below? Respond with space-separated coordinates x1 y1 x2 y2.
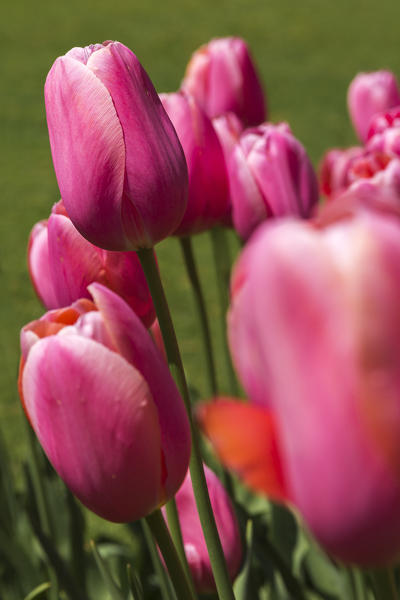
182 37 266 126
45 41 188 251
209 205 400 564
28 201 155 328
19 284 191 522
229 123 318 240
348 70 400 142
160 91 230 234
162 465 242 593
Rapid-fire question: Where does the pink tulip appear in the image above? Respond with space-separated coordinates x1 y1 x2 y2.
160 91 230 234
338 157 400 211
202 204 400 565
45 41 188 251
162 465 242 592
348 70 400 142
182 37 266 127
367 106 400 139
28 201 155 328
19 284 191 522
319 146 364 199
229 123 318 240
212 112 244 168
367 126 400 157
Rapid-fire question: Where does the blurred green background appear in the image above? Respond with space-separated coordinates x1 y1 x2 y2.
2 0 400 536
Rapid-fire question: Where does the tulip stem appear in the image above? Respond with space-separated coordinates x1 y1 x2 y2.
165 497 195 591
209 228 238 395
146 510 196 600
138 247 236 600
141 520 176 600
369 568 399 600
179 236 218 396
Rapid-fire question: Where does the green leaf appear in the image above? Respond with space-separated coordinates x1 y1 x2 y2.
23 582 51 600
234 520 255 600
91 540 125 600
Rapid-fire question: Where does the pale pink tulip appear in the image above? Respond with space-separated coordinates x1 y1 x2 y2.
339 157 400 211
162 465 242 592
45 41 188 251
28 201 155 327
160 91 230 234
203 204 400 564
182 37 266 126
229 123 318 240
19 284 191 522
348 70 400 142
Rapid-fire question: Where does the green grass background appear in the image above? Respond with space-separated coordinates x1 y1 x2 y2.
2 0 400 526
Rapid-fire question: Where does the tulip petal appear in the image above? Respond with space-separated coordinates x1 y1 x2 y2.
48 213 101 306
28 221 59 309
89 283 191 500
23 335 162 522
86 43 187 247
45 56 127 250
199 399 288 502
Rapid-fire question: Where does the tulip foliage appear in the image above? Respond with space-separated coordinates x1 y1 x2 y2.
9 34 400 600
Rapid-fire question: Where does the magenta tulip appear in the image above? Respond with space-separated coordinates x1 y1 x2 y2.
45 41 188 251
182 37 266 126
19 284 191 522
28 201 155 327
229 123 318 240
162 465 242 592
208 204 400 565
203 202 400 564
160 91 230 234
348 70 400 142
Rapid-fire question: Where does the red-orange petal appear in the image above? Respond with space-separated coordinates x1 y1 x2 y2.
198 398 289 502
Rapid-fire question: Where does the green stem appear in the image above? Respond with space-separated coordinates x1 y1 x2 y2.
165 497 194 590
209 228 238 395
179 236 218 396
369 568 399 600
24 419 59 600
141 520 176 600
146 510 196 600
349 568 368 600
138 247 236 600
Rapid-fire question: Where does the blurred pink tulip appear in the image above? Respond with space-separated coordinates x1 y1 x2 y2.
45 41 188 251
367 106 400 139
162 465 242 592
182 37 266 126
203 204 400 564
160 91 230 234
348 70 400 142
229 123 318 240
19 284 191 522
212 112 244 168
339 158 400 210
319 146 364 199
368 126 400 157
28 201 155 328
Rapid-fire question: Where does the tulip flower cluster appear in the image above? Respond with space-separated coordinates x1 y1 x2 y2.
320 69 400 208
18 32 400 600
